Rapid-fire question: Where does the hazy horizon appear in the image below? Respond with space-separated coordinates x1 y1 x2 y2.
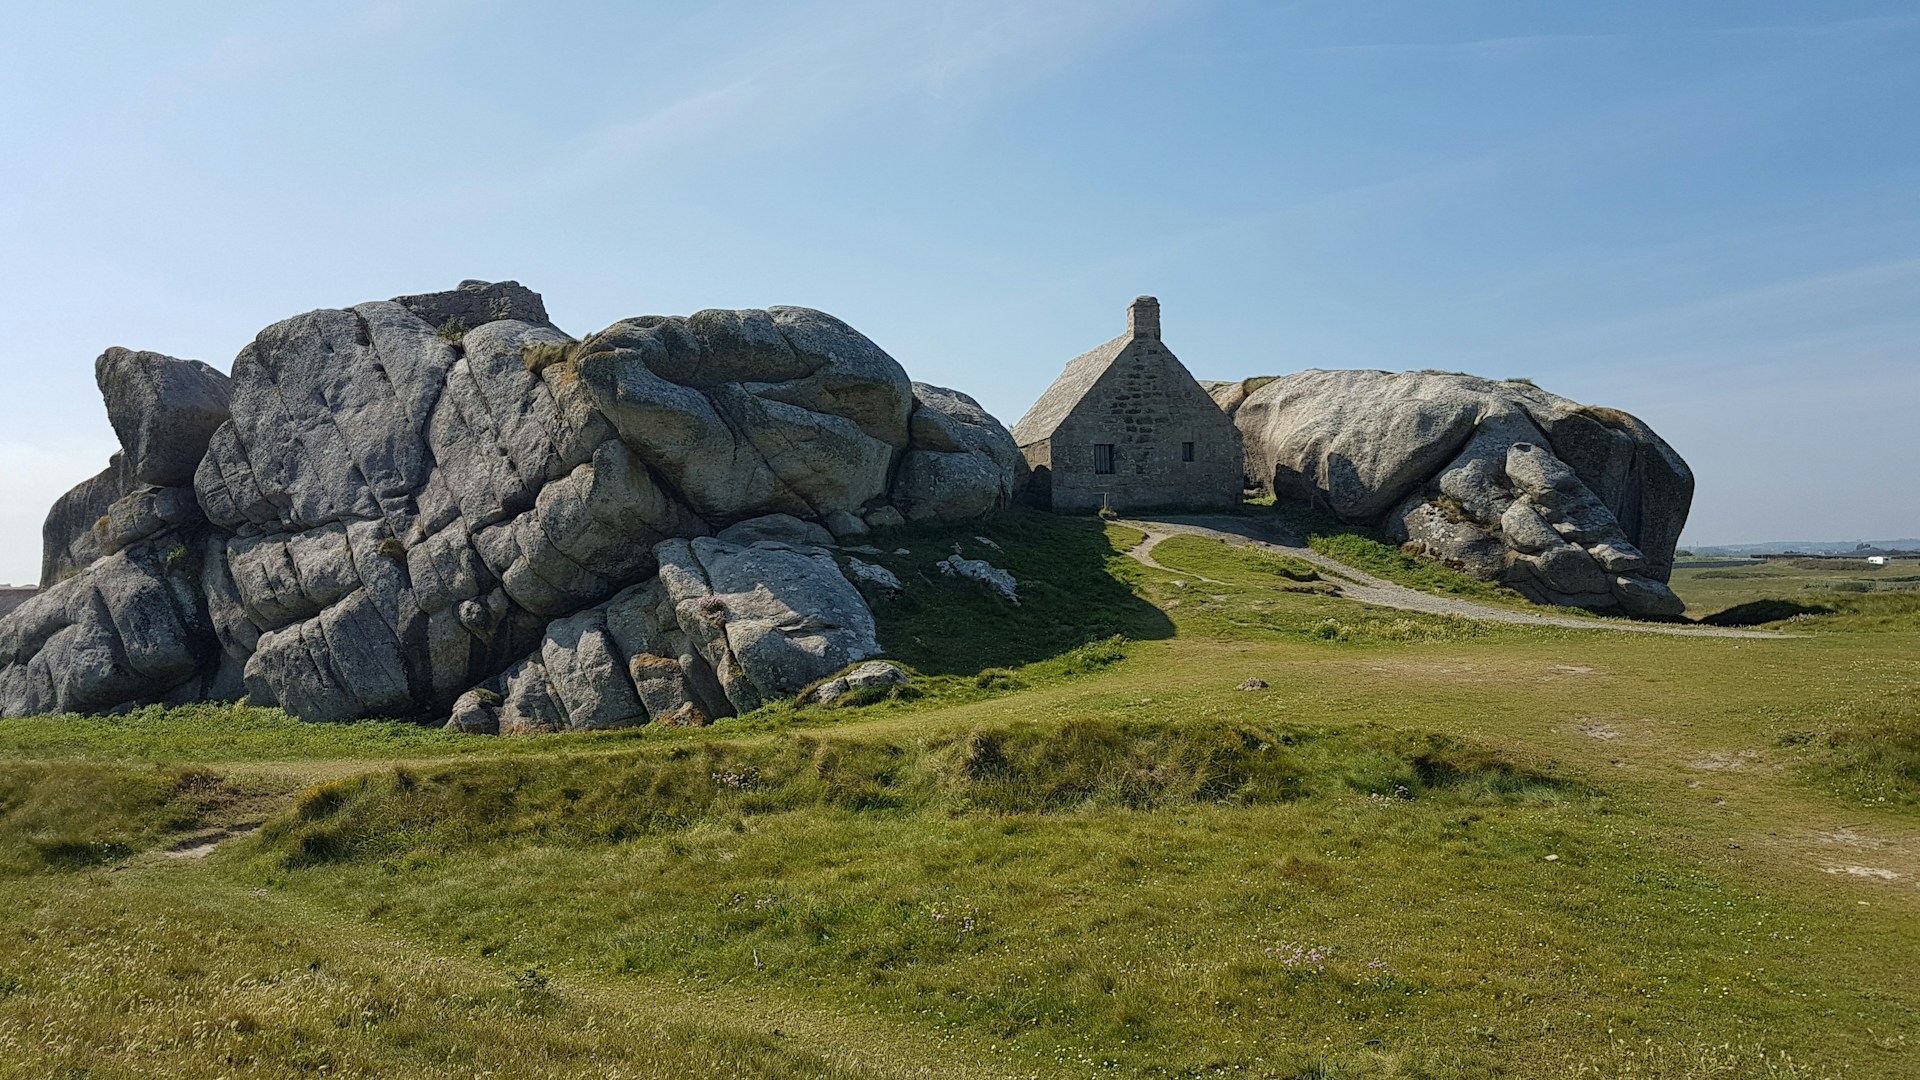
4 1 1916 585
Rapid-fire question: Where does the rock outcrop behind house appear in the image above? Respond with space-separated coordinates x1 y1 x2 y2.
1214 370 1692 618
0 280 1017 725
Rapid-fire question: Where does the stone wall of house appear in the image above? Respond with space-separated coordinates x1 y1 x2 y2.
1044 338 1242 513
0 588 35 620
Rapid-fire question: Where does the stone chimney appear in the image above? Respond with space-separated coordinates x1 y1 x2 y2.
1128 296 1160 341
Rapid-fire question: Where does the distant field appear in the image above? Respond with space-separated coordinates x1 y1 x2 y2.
1671 556 1920 618
2 512 1916 1079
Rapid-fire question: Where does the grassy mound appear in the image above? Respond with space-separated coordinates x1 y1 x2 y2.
1806 713 1920 809
0 701 470 763
251 718 1571 869
0 761 244 874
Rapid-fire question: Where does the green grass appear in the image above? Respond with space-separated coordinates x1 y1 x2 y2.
1245 502 1557 612
1306 532 1543 607
1671 557 1920 621
0 760 241 873
0 871 903 1079
0 701 468 762
1139 534 1541 647
850 513 1171 674
249 717 1570 869
1148 534 1327 587
3 510 1919 1078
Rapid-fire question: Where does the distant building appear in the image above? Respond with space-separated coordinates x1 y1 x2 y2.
1867 556 1890 566
0 587 36 620
1012 297 1243 513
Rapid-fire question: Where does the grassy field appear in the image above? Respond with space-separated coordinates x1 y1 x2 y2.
2 512 1916 1078
1670 557 1920 621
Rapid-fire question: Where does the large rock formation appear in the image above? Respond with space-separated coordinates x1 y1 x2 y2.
1215 370 1692 618
0 280 1017 726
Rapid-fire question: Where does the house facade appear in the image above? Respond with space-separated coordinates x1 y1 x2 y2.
1012 297 1243 513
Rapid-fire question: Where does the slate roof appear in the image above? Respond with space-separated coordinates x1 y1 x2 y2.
1010 332 1131 446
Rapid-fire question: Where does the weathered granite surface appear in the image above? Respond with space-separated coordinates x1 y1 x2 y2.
0 281 1015 725
1216 369 1692 618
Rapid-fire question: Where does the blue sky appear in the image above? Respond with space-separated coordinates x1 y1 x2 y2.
2 1 1916 582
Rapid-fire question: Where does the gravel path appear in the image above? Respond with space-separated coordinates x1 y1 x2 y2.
1118 515 1789 640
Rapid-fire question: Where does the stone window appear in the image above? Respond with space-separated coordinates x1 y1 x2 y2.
1182 441 1195 462
1093 444 1116 474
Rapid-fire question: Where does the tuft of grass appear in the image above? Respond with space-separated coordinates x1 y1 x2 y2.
1809 711 1920 809
521 340 581 375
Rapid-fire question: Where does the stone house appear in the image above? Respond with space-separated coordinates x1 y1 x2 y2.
1012 297 1243 513
0 587 35 620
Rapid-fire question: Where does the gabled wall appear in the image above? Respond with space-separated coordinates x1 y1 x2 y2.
1043 339 1243 513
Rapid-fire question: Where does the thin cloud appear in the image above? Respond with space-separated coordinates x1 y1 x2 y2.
1514 257 1920 372
460 0 1182 205
1290 33 1630 58
1714 12 1920 39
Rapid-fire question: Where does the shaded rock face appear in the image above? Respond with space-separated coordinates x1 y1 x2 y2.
893 383 1018 522
0 281 1011 724
0 544 232 716
42 454 137 587
1221 370 1692 618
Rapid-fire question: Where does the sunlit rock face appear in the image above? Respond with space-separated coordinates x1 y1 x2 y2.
0 280 1015 725
1214 369 1692 618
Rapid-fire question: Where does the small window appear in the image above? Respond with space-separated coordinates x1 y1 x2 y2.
1093 444 1116 474
1182 441 1195 462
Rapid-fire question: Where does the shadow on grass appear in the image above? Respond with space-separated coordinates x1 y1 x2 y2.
1699 599 1834 627
856 511 1174 676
